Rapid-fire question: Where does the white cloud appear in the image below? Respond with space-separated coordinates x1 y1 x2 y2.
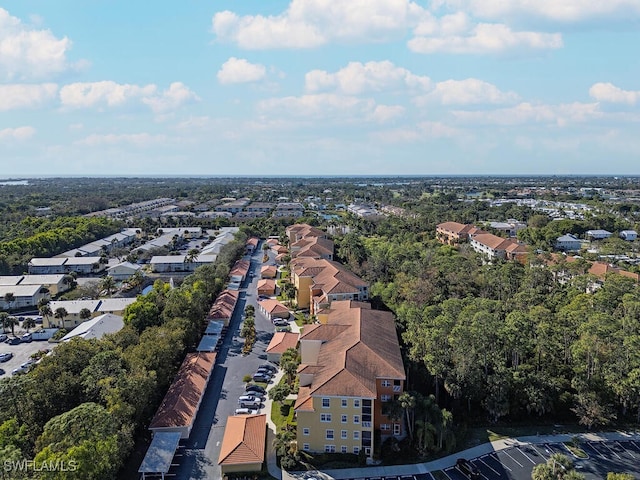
59 81 198 112
257 93 376 119
217 57 266 85
409 23 562 54
373 121 460 142
142 82 199 113
368 105 405 123
432 0 640 23
452 102 602 126
74 133 168 147
0 83 58 111
589 82 640 105
0 126 36 141
305 61 431 95
0 8 74 80
212 0 425 49
416 78 519 105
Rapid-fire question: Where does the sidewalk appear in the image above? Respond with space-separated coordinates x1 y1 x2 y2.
282 430 640 480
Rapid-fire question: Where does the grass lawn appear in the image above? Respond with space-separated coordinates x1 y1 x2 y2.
271 399 296 431
564 442 588 458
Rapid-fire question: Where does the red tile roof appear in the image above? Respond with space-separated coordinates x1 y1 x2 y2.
207 289 239 320
218 414 266 466
150 352 216 430
258 298 290 315
266 332 299 354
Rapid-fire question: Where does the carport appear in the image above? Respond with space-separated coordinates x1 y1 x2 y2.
138 431 182 479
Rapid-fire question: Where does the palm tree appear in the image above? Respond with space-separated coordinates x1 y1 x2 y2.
39 303 53 327
54 307 68 328
100 276 116 296
0 312 9 333
22 317 36 332
398 392 416 440
185 248 200 264
5 316 18 336
79 308 92 322
3 292 15 312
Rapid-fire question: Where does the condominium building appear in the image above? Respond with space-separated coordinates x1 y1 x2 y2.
294 301 406 457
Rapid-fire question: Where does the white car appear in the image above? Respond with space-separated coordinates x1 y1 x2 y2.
235 408 258 415
238 394 263 404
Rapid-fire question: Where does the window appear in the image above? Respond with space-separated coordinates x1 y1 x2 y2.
365 447 371 455
353 415 360 424
381 394 391 402
381 380 391 387
341 415 347 423
363 399 372 407
341 398 348 408
341 446 348 453
393 423 401 435
353 399 360 408
393 380 402 392
322 398 330 408
320 413 332 422
325 445 336 453
353 431 360 440
353 447 360 454
303 428 310 436
341 430 348 439
381 424 391 431
326 429 334 440
303 443 310 451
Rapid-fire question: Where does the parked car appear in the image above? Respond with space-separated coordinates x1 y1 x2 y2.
252 373 271 383
238 394 263 404
275 326 292 333
255 368 273 377
239 400 261 409
258 364 277 373
0 368 5 376
0 334 7 343
258 295 270 300
0 352 13 362
5 337 21 345
245 384 266 394
273 319 289 327
12 365 29 375
21 359 35 369
235 408 258 415
21 333 32 343
456 458 481 479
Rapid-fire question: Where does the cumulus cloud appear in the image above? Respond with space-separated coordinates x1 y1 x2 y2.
432 0 640 23
416 78 519 105
212 0 425 49
305 60 431 95
589 82 640 105
452 102 602 126
257 92 402 124
0 126 36 141
59 81 198 112
74 133 168 147
217 57 267 84
0 83 58 111
409 23 562 54
0 8 75 80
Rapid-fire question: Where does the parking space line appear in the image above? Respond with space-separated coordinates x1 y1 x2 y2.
517 446 537 464
530 444 549 460
601 441 622 459
477 457 503 476
631 440 640 453
502 449 524 467
442 468 455 480
588 441 607 457
614 441 636 459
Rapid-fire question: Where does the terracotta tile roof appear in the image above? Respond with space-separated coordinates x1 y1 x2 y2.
294 388 315 411
292 257 368 298
273 245 288 254
257 278 276 290
207 289 239 319
295 301 405 411
218 414 266 466
246 237 259 247
292 236 334 259
258 298 290 315
150 352 216 430
266 238 279 246
589 262 640 282
266 332 299 354
261 265 277 277
471 233 512 250
230 259 250 277
436 222 468 234
286 224 326 242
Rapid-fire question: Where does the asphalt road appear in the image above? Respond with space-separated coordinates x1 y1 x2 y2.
174 240 280 479
0 335 52 377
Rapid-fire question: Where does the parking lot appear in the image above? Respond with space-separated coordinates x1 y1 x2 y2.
0 336 52 377
436 440 640 480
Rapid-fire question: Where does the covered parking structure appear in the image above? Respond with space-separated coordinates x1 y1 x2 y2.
138 431 182 479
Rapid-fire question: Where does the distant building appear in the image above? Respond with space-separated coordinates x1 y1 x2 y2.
469 233 528 261
620 230 638 241
61 313 124 341
436 222 485 245
555 234 582 252
586 229 612 240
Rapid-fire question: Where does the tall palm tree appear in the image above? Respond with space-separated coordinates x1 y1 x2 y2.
22 317 36 332
3 292 15 312
54 307 68 328
100 276 116 296
79 308 92 322
5 316 18 336
398 392 416 440
0 311 9 333
185 248 200 264
39 304 53 327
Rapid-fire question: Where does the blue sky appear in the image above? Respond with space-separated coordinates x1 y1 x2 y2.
1 0 639 176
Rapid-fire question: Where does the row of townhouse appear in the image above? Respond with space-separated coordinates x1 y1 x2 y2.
87 198 175 219
436 221 528 261
285 224 406 459
58 228 140 258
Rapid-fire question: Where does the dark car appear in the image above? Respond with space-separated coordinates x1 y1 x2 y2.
256 367 273 376
0 352 13 362
258 363 277 373
245 384 266 394
0 368 5 376
0 334 7 343
252 373 271 383
6 337 21 345
456 458 480 479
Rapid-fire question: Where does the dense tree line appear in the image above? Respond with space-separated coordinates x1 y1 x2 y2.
0 216 122 275
0 232 247 479
341 223 640 434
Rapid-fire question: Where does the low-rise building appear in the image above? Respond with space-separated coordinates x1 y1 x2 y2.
28 257 105 275
257 279 277 297
469 233 528 261
586 229 612 240
46 298 136 329
265 331 299 363
0 284 49 310
107 262 142 281
60 313 124 341
206 289 239 326
218 414 266 476
257 299 290 320
436 222 485 245
620 230 638 241
555 234 582 252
